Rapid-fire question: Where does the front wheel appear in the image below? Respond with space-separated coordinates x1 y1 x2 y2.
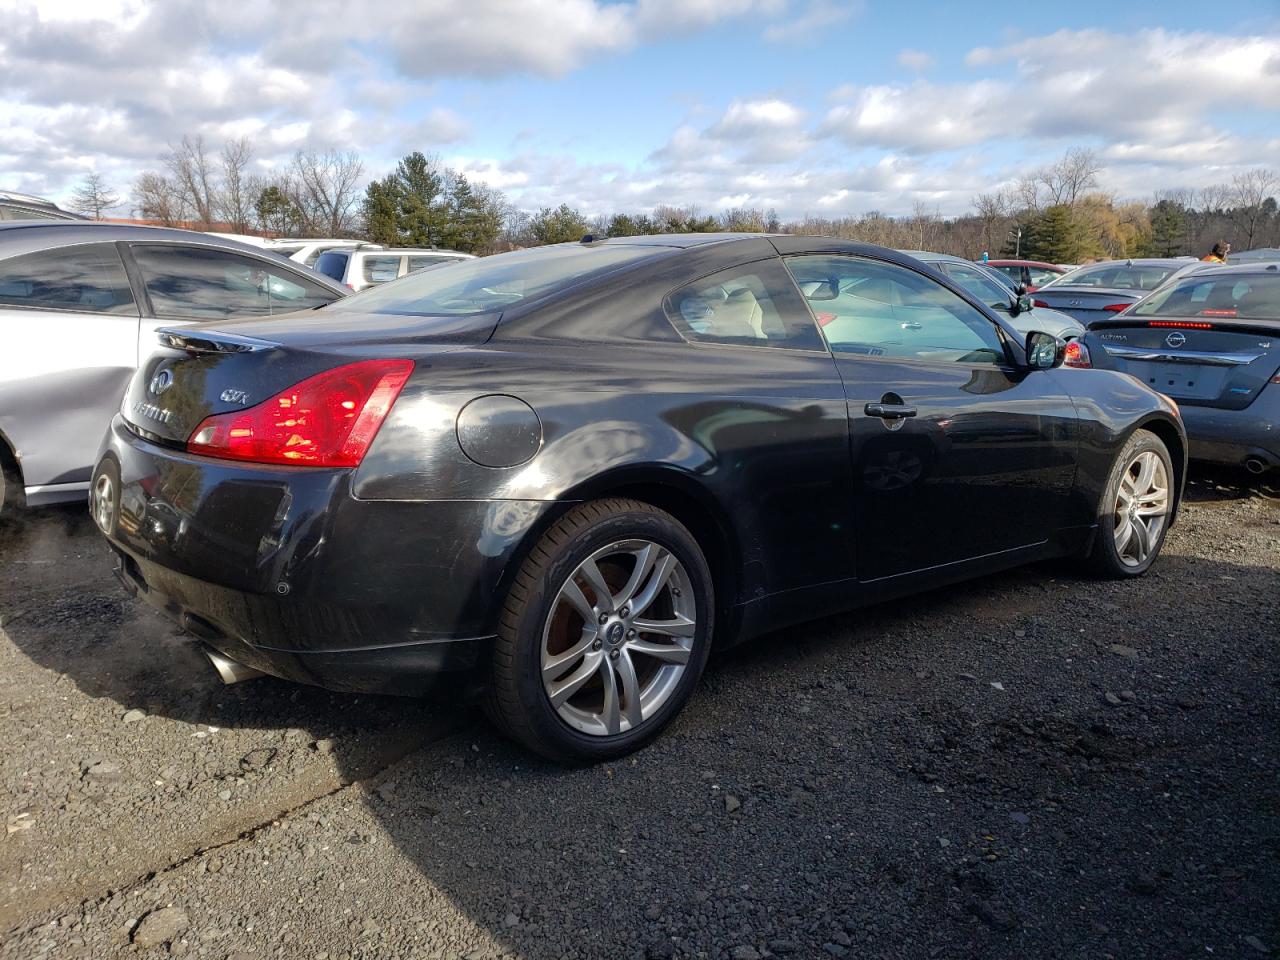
484 498 714 763
1085 429 1174 578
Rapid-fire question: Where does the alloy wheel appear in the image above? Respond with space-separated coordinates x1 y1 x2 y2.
1112 450 1169 567
540 539 696 737
92 473 115 533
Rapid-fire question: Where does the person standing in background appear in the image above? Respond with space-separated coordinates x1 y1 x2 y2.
1201 241 1230 263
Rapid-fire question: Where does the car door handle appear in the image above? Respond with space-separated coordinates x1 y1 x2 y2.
864 402 918 420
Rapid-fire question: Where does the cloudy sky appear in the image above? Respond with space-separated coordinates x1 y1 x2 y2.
2 0 1278 219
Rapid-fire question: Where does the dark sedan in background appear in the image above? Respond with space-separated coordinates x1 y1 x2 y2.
0 222 347 519
1033 257 1206 324
1082 262 1280 475
91 234 1184 761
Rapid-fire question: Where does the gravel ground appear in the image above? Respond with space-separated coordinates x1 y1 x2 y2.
1 469 1277 960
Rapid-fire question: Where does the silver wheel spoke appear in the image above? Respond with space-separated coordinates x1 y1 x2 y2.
613 543 658 610
615 651 643 729
1135 453 1157 493
577 558 614 613
548 651 603 707
1131 515 1152 560
600 657 621 735
1114 516 1134 552
632 614 696 639
628 552 677 618
626 638 691 665
560 579 597 623
542 632 596 680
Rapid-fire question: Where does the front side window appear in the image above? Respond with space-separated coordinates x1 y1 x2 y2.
936 262 1013 310
787 255 1007 365
0 242 136 314
131 244 339 320
663 259 825 351
363 255 403 284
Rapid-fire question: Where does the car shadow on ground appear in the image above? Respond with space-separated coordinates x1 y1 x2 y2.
2 475 1277 957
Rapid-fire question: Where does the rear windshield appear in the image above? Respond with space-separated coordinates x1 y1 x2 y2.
1132 273 1280 321
314 250 349 281
1047 262 1182 291
347 243 659 316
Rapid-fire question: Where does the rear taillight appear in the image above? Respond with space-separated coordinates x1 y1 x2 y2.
1033 299 1049 308
187 359 413 467
1147 320 1213 329
1063 340 1091 368
1102 303 1129 313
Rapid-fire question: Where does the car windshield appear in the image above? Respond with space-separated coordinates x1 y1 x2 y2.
1046 261 1183 291
1132 273 1280 321
346 243 659 316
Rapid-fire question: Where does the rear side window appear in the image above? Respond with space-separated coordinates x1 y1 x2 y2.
131 244 340 320
0 242 136 314
407 255 460 274
664 259 825 351
314 250 349 281
363 255 403 284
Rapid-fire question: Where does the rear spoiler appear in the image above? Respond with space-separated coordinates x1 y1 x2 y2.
157 328 278 355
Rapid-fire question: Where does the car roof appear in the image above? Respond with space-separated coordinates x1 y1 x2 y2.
1070 257 1198 268
1169 262 1280 280
595 232 776 249
0 220 347 293
352 248 471 256
898 249 973 265
986 259 1062 268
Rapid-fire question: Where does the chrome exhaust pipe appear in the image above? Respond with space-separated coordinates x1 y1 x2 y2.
203 646 265 684
1244 457 1268 476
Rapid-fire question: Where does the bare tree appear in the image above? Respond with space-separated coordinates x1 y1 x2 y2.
1230 168 1279 250
70 173 120 219
972 190 1010 254
218 137 256 232
1039 148 1100 208
163 135 217 227
910 200 939 250
1012 174 1041 214
131 172 189 225
289 149 364 236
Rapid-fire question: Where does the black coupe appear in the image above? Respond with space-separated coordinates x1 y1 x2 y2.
92 234 1185 761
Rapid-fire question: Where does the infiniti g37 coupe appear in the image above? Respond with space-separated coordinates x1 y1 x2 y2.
91 234 1185 761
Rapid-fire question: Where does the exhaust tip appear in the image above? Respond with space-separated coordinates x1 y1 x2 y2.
203 646 266 685
1244 457 1269 476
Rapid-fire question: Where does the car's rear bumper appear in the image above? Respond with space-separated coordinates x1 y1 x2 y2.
93 416 555 695
1180 384 1280 470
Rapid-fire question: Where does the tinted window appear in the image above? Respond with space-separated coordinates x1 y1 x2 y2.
314 250 349 281
407 255 461 274
1027 267 1061 287
0 242 136 314
1133 273 1280 321
350 243 658 316
362 255 403 284
787 255 1006 365
937 262 1012 309
132 244 339 320
664 260 824 351
1049 262 1182 291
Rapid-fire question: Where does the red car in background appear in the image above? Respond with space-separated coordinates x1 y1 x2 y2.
984 259 1067 292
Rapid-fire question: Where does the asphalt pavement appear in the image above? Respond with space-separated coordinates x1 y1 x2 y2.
1 469 1276 959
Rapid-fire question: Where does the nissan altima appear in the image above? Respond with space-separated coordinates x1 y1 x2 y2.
91 234 1185 761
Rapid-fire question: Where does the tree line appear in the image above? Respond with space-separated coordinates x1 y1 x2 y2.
65 139 1280 262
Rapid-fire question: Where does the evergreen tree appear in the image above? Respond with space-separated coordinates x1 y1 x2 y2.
362 176 402 245
1144 199 1188 257
395 151 447 246
1024 204 1088 263
530 204 590 245
255 185 300 235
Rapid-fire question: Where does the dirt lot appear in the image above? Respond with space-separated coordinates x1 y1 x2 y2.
2 470 1277 960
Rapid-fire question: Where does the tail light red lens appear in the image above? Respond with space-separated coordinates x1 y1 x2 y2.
1148 320 1213 329
1063 340 1091 368
1033 299 1049 308
187 359 414 467
1102 303 1130 313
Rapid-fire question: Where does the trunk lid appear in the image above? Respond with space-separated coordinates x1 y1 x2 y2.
1033 287 1142 325
1089 317 1280 409
121 308 498 447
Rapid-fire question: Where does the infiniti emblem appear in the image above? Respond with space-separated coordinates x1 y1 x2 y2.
149 368 174 395
607 622 625 645
1165 332 1187 348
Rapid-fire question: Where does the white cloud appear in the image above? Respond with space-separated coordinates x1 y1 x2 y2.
762 0 860 43
897 48 934 71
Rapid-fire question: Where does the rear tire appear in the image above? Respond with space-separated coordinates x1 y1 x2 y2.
484 498 714 763
0 443 23 526
1085 429 1173 578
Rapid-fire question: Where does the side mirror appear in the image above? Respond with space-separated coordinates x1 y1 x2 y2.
1014 282 1028 297
1012 295 1033 316
1026 331 1065 370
